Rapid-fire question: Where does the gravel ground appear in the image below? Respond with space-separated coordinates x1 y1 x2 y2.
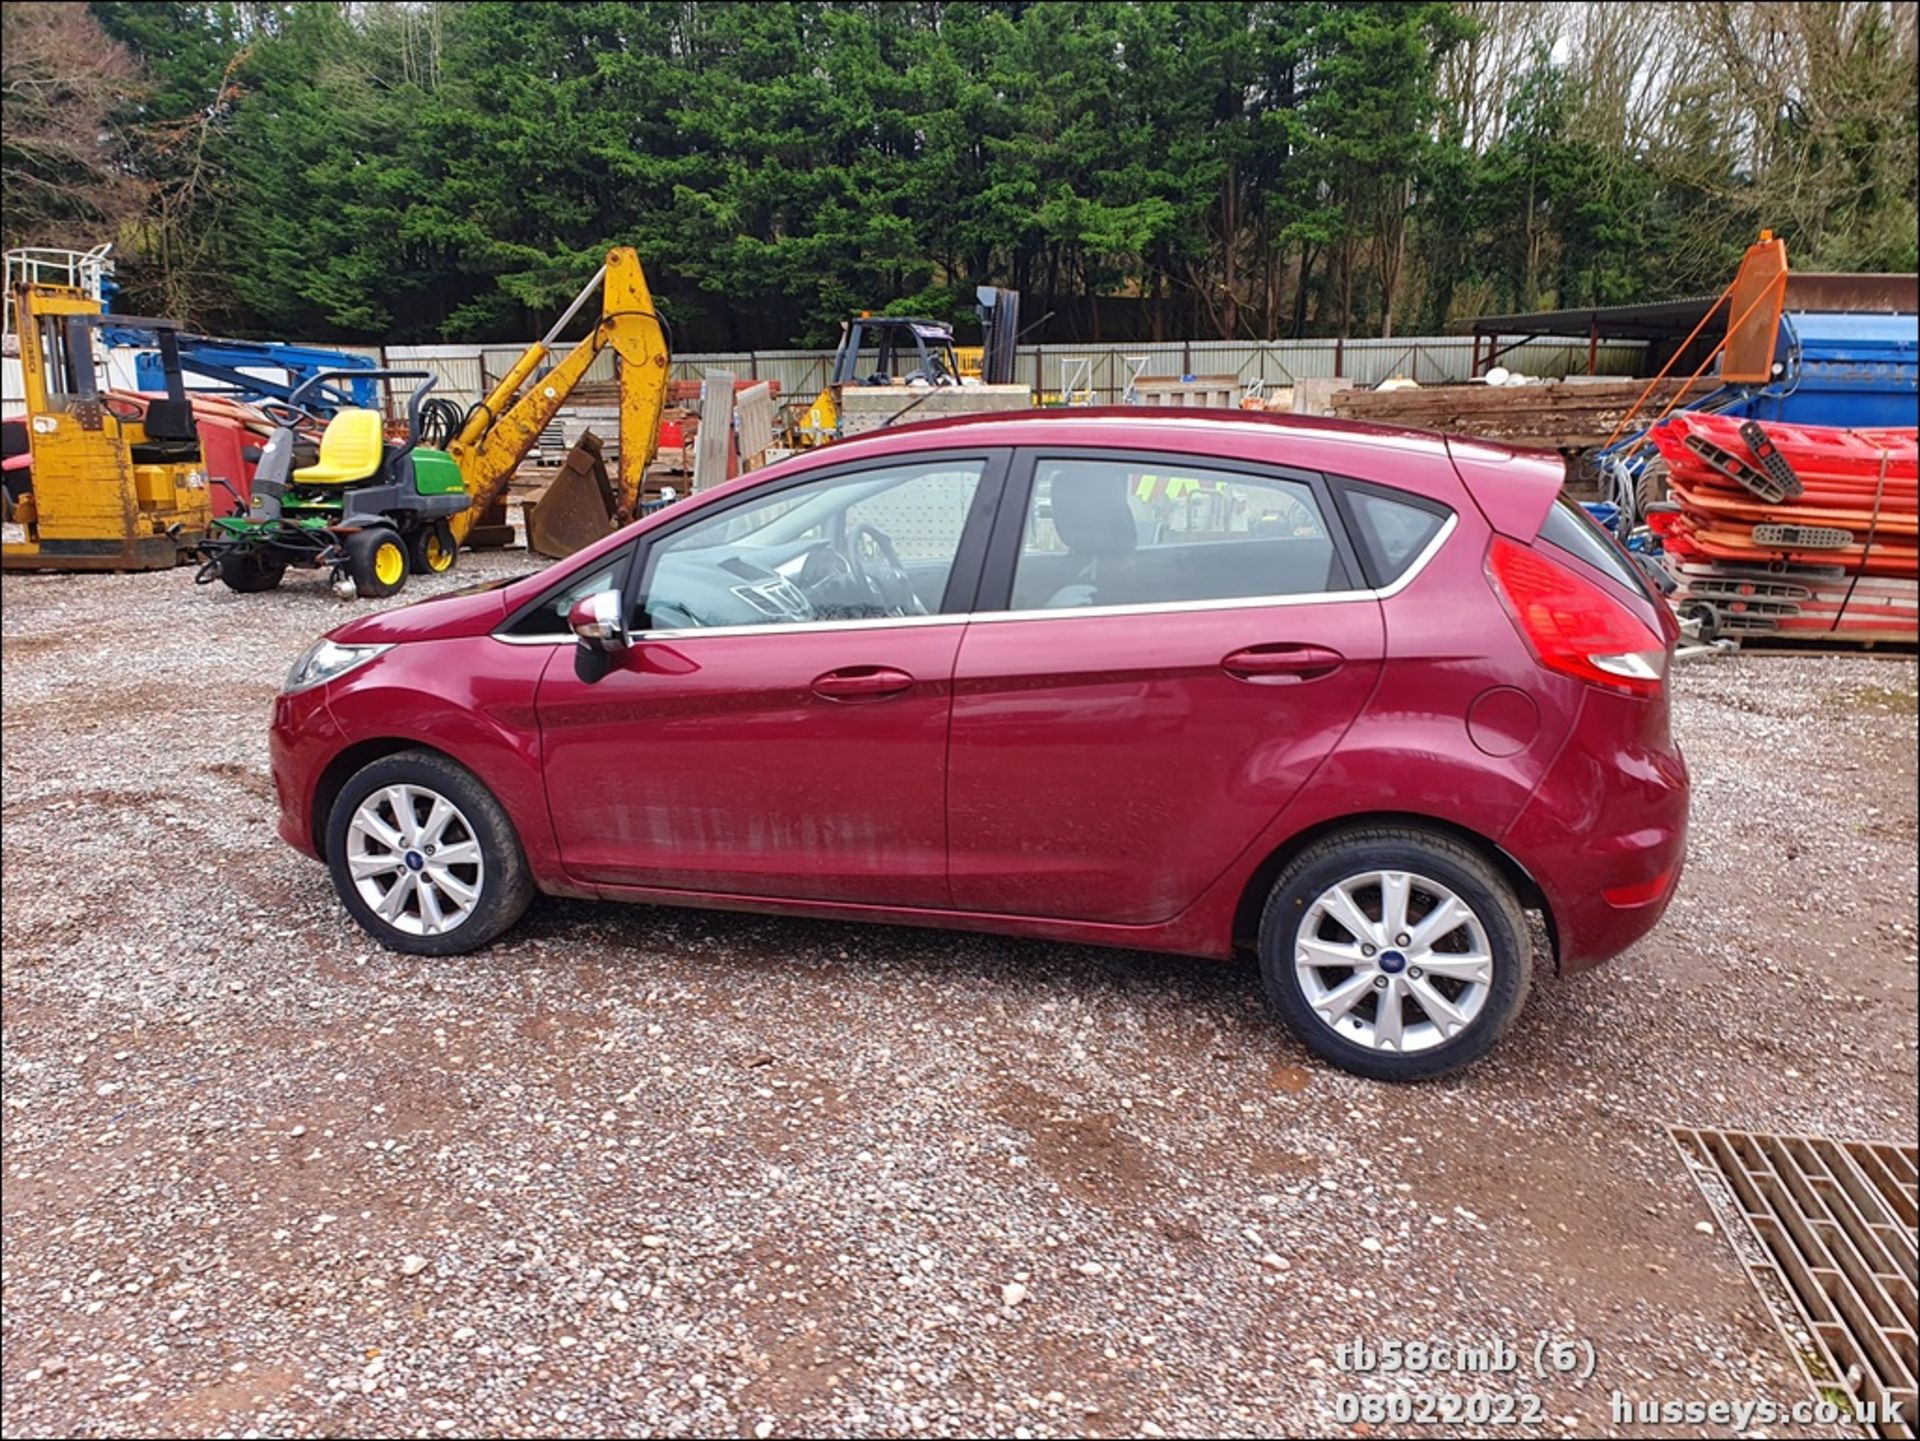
3 555 1915 1439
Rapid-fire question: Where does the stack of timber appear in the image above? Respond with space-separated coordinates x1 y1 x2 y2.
1329 377 1693 450
1648 413 1917 645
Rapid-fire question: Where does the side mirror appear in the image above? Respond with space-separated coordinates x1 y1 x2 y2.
569 590 628 684
568 590 627 652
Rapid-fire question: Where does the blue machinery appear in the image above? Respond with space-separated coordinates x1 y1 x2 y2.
99 330 379 415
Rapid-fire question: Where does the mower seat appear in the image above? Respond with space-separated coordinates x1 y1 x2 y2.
293 409 386 486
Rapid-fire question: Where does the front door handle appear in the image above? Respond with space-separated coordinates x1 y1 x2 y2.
811 665 915 702
1221 644 1344 683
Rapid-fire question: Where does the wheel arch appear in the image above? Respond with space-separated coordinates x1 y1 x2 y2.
1231 811 1558 967
309 738 466 859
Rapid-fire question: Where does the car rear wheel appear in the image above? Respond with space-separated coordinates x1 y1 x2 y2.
1257 826 1530 1081
324 750 533 956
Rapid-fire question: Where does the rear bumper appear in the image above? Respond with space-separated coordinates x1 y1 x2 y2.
1503 693 1690 973
269 687 342 859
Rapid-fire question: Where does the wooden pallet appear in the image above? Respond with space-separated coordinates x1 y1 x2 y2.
1329 377 1693 449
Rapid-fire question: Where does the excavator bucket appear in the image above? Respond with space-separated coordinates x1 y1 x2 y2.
526 432 618 559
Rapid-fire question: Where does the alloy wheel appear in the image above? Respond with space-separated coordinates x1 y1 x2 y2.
345 783 486 937
1294 869 1493 1053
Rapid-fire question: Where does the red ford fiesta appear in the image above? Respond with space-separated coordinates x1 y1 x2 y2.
270 409 1687 1080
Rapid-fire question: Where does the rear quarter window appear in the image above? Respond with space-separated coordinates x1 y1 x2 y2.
1336 481 1451 587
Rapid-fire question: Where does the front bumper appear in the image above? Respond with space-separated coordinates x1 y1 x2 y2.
269 686 345 858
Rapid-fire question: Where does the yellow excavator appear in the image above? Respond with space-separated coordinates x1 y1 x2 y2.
196 246 672 596
446 246 671 546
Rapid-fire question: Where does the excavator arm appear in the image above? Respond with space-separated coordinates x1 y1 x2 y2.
445 247 670 544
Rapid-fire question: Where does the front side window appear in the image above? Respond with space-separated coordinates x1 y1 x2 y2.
637 459 985 630
1010 457 1346 611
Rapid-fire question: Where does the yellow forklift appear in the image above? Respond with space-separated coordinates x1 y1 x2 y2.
792 287 1024 446
3 267 211 571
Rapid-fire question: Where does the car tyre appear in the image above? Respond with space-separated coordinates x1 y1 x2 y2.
344 525 409 599
1257 825 1530 1081
325 749 534 957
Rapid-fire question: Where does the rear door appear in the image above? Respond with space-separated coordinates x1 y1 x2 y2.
946 449 1385 924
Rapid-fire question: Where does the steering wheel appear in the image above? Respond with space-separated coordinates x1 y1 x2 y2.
846 524 923 615
258 401 322 434
102 395 148 422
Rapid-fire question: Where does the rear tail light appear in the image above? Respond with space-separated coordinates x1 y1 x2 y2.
1486 536 1667 697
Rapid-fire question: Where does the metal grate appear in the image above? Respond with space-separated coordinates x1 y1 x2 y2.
1672 1127 1918 1439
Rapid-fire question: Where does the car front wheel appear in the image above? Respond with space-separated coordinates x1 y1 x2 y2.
1257 826 1531 1081
324 749 534 956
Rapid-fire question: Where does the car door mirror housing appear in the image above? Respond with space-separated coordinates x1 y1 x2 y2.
568 590 627 652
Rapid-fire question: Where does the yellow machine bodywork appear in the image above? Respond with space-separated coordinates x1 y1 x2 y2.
4 283 210 571
447 246 671 550
794 385 839 447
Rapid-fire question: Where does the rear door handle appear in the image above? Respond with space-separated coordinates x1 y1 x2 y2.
1221 644 1344 683
811 665 915 701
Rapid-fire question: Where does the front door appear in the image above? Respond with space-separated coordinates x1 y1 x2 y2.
535 451 1003 905
947 450 1385 924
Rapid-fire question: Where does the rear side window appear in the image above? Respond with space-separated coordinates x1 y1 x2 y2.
1009 457 1348 611
1540 497 1653 601
1339 483 1449 585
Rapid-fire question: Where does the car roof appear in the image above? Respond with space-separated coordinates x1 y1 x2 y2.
813 404 1493 464
656 405 1539 532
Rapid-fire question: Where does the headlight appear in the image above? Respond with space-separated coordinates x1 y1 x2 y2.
283 639 391 694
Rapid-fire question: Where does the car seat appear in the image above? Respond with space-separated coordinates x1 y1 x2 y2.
1042 472 1140 607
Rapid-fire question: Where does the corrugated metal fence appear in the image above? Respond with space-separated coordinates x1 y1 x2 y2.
376 334 1648 413
10 333 1642 419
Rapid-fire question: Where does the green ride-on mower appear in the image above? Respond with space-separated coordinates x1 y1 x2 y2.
195 369 471 598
